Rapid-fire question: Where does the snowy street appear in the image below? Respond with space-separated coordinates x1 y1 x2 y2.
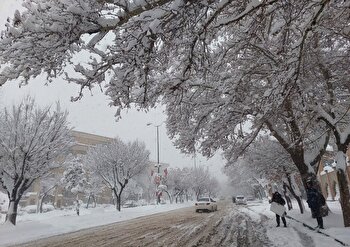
8 200 270 247
2 200 349 247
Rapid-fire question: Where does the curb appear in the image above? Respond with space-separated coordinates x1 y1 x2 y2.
285 215 349 246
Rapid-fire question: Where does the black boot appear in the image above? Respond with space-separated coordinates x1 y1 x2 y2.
282 217 287 227
276 214 280 227
317 217 324 229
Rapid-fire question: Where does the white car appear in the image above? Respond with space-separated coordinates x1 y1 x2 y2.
195 197 217 212
235 195 247 205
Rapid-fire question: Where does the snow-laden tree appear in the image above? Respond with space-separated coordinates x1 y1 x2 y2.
225 158 261 197
1 0 349 225
191 165 219 200
0 1 347 113
0 97 73 225
36 168 62 213
120 179 135 202
206 176 219 198
227 136 305 213
84 173 104 209
61 155 88 200
84 138 150 211
133 169 154 204
166 167 192 203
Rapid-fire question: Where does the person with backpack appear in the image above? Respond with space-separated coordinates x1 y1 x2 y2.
306 179 326 229
270 191 287 227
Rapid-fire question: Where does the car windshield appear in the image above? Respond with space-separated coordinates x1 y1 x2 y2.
198 198 210 202
236 196 244 199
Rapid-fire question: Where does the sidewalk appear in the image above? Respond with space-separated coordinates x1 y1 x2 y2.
246 199 350 246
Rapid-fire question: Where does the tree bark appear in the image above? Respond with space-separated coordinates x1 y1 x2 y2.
282 183 293 210
284 173 304 214
6 200 19 225
86 194 92 209
39 196 44 213
337 149 350 227
116 196 121 211
336 164 350 227
164 190 172 204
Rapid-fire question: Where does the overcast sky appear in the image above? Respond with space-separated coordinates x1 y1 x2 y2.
0 0 230 188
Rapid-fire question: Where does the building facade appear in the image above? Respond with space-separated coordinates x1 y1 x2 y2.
20 130 114 208
317 147 350 201
20 130 169 209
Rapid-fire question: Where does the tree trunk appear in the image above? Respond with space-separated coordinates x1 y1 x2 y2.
282 183 293 210
6 200 19 225
112 187 123 212
336 167 350 227
164 190 172 204
86 194 92 209
38 193 48 213
284 174 304 214
93 195 97 208
116 196 121 211
336 149 350 227
87 194 96 208
157 192 161 204
38 197 43 213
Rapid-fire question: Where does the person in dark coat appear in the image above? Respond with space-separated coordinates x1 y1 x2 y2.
306 180 326 229
270 191 287 227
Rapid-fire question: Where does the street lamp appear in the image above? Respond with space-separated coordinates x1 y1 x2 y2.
147 122 163 204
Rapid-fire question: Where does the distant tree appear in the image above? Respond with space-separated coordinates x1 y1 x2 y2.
84 138 150 211
61 155 88 200
225 158 258 196
226 136 305 213
166 167 194 203
191 165 219 200
121 179 139 203
84 173 104 209
134 170 154 204
206 177 219 198
167 168 184 203
0 97 73 225
36 168 62 213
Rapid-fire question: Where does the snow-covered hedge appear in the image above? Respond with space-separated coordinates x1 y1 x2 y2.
22 204 55 214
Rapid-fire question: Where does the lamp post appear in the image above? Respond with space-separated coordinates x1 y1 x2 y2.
147 122 162 204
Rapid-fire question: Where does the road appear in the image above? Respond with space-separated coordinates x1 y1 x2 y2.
14 201 271 247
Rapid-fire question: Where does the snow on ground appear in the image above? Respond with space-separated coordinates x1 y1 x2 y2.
1 199 349 247
243 199 350 247
0 202 193 247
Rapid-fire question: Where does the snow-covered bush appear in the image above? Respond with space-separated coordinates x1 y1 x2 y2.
22 204 55 214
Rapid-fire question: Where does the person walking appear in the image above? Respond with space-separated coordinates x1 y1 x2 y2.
270 191 287 227
306 179 326 229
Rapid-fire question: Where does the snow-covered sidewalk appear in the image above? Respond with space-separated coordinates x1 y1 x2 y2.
244 199 350 247
0 202 193 247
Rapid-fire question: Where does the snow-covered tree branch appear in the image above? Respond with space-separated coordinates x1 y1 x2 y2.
84 138 150 211
0 97 73 225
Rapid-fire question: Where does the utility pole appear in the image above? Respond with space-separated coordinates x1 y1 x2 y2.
147 122 162 204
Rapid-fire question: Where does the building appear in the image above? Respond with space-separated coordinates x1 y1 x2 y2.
20 130 169 208
317 147 350 201
20 130 114 208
